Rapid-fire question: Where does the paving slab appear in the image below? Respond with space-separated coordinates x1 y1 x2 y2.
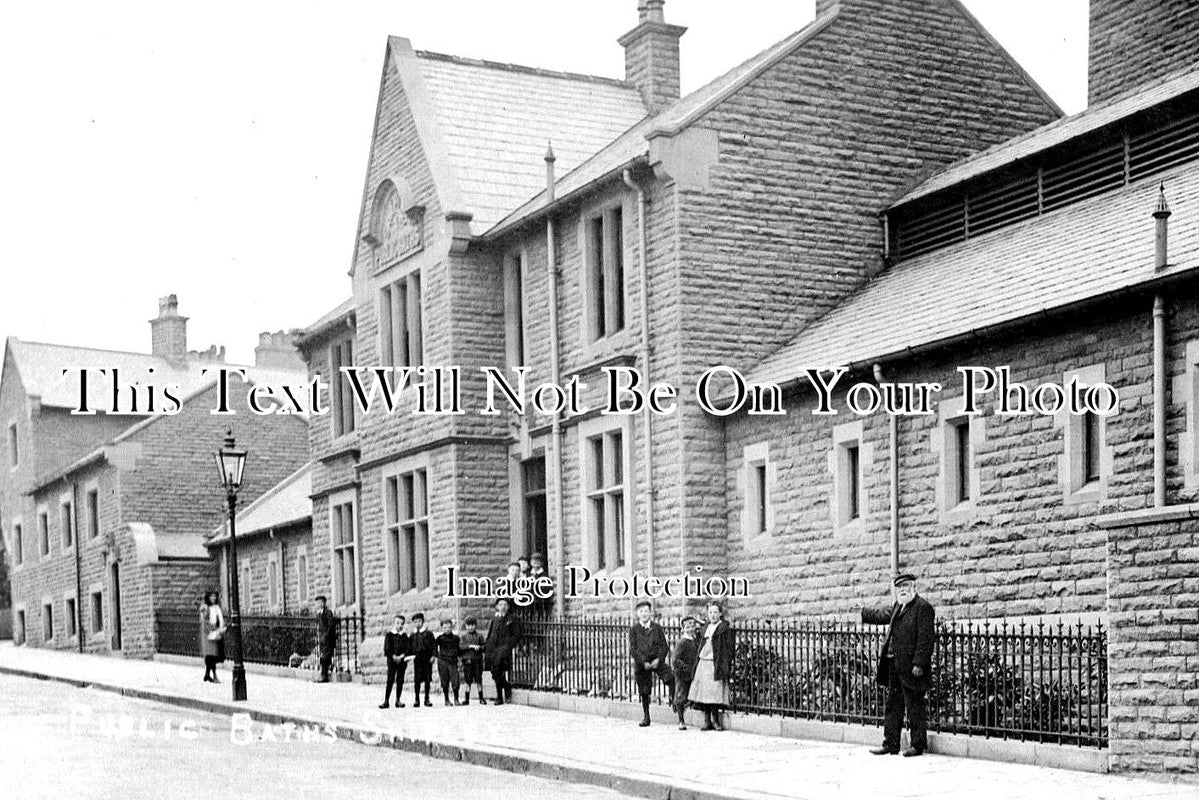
1 643 1196 800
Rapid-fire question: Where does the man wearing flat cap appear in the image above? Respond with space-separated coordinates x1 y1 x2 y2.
861 573 936 757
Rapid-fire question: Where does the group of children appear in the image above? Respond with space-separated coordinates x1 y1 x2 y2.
630 600 734 732
379 613 488 707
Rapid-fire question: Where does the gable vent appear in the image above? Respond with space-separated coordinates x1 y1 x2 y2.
890 90 1199 261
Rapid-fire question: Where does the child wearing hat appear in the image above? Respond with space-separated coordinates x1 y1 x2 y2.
671 616 700 730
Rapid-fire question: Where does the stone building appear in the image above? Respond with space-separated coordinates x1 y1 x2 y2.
2 297 310 657
205 462 314 616
297 0 1062 655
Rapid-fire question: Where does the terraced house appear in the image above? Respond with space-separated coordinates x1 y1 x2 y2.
298 0 1061 633
2 297 310 657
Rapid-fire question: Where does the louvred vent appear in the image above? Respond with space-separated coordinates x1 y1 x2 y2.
891 90 1199 261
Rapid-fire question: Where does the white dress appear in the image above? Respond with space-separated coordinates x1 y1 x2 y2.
689 623 730 707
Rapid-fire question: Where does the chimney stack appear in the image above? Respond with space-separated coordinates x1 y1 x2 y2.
255 330 306 371
618 0 687 113
150 294 188 361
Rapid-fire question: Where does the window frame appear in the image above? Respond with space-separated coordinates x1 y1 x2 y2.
740 442 776 543
84 483 100 541
267 551 281 611
11 517 22 567
503 248 528 369
89 587 105 636
831 421 869 534
241 563 253 610
64 591 78 640
936 402 986 524
1058 364 1111 504
580 198 629 344
59 492 75 552
295 544 310 604
578 415 633 572
37 505 50 558
383 461 432 595
378 270 424 370
41 599 54 644
329 335 357 438
329 490 358 609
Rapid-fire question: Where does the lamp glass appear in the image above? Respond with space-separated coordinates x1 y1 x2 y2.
216 446 247 491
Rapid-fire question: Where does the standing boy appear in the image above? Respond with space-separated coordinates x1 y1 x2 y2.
484 598 521 705
459 617 486 705
435 619 462 706
628 600 674 727
671 616 700 730
379 614 410 708
409 612 436 708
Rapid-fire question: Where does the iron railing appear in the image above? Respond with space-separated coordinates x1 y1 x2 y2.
511 616 1107 748
155 610 363 674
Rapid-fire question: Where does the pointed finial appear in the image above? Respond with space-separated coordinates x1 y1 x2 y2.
1154 182 1171 219
544 141 556 163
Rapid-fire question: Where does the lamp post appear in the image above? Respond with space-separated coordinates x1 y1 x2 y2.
215 431 249 702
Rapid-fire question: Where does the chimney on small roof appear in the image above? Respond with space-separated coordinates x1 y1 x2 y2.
618 0 687 113
255 330 306 371
150 294 188 361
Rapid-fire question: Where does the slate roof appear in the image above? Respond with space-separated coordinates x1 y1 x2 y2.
747 164 1199 389
5 338 216 411
207 462 312 545
893 66 1199 209
413 50 648 234
295 297 355 348
485 6 843 237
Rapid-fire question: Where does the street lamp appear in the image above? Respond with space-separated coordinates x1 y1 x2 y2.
215 431 249 702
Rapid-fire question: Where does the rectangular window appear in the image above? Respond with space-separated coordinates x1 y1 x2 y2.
741 443 772 539
521 457 548 560
16 609 25 645
7 422 17 467
65 597 77 638
267 557 279 609
846 444 861 521
330 337 356 437
90 591 104 634
61 499 74 549
86 489 100 539
38 511 49 557
584 206 625 341
504 252 525 368
585 429 626 570
385 469 430 593
42 602 53 643
13 522 22 566
380 271 423 368
954 419 971 504
296 550 310 603
331 499 357 606
1083 411 1101 484
241 565 252 608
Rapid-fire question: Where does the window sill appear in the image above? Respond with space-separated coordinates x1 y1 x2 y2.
1064 482 1105 507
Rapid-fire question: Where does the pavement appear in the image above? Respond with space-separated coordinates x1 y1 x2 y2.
0 671 630 800
1 643 1197 800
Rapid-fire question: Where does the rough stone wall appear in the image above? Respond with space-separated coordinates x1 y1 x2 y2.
1089 0 1199 105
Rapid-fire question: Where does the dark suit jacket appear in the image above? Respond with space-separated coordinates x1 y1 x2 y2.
484 613 521 670
862 595 936 691
699 621 735 681
317 608 338 657
629 622 669 667
383 630 410 662
410 629 436 669
435 631 461 663
671 636 699 683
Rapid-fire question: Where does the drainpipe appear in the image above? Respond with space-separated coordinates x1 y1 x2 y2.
1152 184 1171 508
873 364 899 578
546 144 566 617
623 169 655 576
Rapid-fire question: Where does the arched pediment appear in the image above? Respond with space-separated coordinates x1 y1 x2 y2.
364 178 425 270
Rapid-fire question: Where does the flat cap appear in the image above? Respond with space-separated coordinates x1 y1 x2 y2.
893 573 917 586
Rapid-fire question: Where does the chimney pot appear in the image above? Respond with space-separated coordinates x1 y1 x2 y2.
1154 182 1171 272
